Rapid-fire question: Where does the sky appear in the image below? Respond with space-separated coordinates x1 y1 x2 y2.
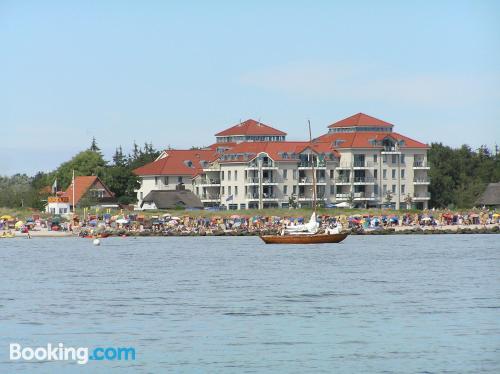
1 0 499 176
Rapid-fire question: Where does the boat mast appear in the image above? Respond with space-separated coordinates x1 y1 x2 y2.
308 120 317 214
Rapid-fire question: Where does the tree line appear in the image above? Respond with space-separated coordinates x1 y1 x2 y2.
0 140 498 210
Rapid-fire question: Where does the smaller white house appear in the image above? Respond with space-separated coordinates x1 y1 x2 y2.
46 196 71 215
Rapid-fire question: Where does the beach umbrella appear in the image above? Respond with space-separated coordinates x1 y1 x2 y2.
116 218 129 224
14 221 24 228
171 216 180 221
1 215 13 221
422 217 431 221
230 214 240 219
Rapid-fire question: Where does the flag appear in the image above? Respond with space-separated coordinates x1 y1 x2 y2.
52 179 57 194
225 195 233 202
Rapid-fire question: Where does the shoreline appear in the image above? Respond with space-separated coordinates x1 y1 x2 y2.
3 224 499 238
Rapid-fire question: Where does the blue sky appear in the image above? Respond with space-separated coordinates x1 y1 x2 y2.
1 0 499 175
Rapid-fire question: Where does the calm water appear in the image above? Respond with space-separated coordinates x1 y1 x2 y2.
0 235 499 373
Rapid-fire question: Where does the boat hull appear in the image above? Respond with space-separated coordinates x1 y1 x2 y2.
260 233 349 244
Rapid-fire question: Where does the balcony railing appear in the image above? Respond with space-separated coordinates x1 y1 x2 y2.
413 161 430 168
247 161 275 168
200 194 220 200
413 193 431 199
299 177 326 184
299 161 327 168
246 178 276 184
246 193 277 199
413 178 430 183
353 177 375 183
196 179 221 185
334 177 350 183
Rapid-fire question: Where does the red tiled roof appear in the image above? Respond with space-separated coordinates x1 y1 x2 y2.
218 141 340 162
315 132 428 149
215 119 287 136
62 176 114 206
329 113 393 128
133 149 220 177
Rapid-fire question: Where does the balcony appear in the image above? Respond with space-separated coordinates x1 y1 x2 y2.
353 161 376 169
245 161 277 170
200 194 220 202
246 193 279 201
354 192 378 201
413 192 431 200
297 194 326 201
298 161 327 170
202 165 220 172
413 161 431 169
334 177 350 185
413 178 430 185
353 177 375 185
196 179 221 186
335 193 351 201
381 146 401 154
245 177 278 185
298 177 327 185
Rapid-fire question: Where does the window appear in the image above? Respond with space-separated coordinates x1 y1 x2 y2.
178 176 182 184
228 171 231 181
164 176 169 185
221 171 225 180
383 155 387 163
235 186 238 196
330 170 334 178
240 203 246 210
283 169 288 179
222 186 225 194
383 170 387 179
228 186 232 195
293 170 298 180
392 154 397 163
234 171 238 180
155 176 159 185
401 184 405 194
140 192 143 200
383 184 387 193
373 154 378 163
374 169 378 179
392 184 396 193
401 154 405 164
284 185 288 195
392 169 396 179
293 186 297 194
401 169 405 178
330 185 334 194
374 184 379 195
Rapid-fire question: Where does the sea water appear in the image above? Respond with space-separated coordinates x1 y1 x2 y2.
0 235 499 373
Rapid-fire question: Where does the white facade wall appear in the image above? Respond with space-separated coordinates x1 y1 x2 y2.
136 150 430 210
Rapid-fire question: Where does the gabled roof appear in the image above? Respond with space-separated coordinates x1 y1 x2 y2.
62 176 114 206
217 141 340 163
329 113 393 128
133 149 219 176
315 132 428 149
215 119 287 137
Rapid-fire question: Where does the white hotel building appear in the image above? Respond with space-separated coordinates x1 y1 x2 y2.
134 114 430 210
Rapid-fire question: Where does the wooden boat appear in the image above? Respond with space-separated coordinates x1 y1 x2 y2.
259 120 349 245
260 232 348 244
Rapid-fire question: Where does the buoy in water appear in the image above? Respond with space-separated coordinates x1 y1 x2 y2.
93 238 100 246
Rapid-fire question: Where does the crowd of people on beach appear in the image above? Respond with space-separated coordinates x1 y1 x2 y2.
1 210 499 237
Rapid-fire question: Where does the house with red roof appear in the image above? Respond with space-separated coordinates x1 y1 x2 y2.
46 176 116 214
214 119 287 143
133 113 430 210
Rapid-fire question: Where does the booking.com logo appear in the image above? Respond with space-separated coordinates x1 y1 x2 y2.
9 343 136 365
